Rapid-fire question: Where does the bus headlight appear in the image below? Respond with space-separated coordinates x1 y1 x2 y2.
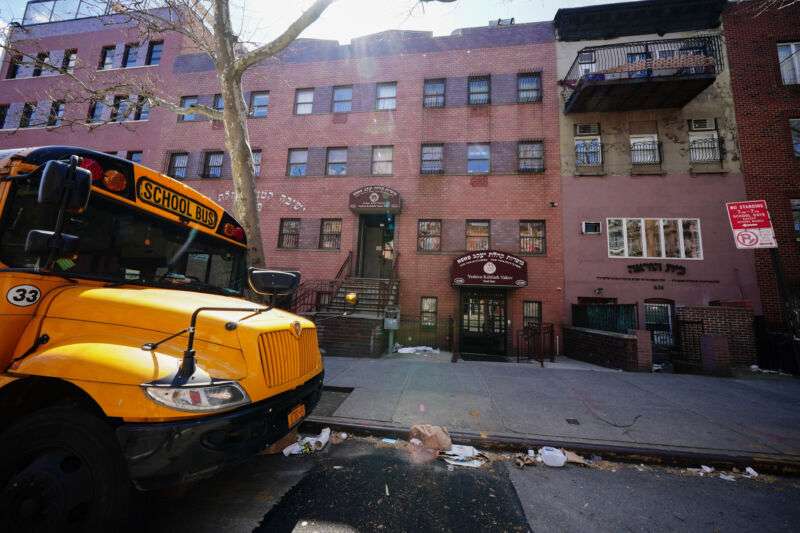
144 382 250 412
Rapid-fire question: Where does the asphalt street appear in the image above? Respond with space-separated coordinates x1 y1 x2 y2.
132 437 800 533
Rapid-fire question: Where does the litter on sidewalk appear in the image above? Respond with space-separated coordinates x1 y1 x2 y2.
282 427 331 456
330 431 348 445
396 345 440 355
441 444 487 468
539 446 567 467
744 467 759 478
381 437 398 445
409 424 452 451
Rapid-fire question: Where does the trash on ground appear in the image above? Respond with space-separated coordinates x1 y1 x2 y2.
330 431 348 445
381 437 398 445
652 363 664 372
539 446 567 468
564 450 588 466
333 465 343 470
701 465 715 475
282 427 331 456
744 467 759 478
441 444 488 468
385 483 390 496
719 473 736 482
396 346 440 355
409 424 452 451
409 437 422 446
514 453 537 469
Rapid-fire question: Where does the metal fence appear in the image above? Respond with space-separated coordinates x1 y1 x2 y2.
516 323 555 364
571 304 639 333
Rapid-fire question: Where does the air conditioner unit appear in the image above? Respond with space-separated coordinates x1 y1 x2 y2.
581 221 602 235
689 118 716 131
575 123 600 136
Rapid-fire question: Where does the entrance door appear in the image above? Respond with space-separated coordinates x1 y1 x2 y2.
358 214 394 278
644 302 674 347
460 289 507 356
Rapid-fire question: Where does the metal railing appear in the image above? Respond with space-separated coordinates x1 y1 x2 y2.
516 323 555 365
561 35 724 103
289 251 352 315
630 141 662 166
689 137 725 163
575 144 603 170
572 303 639 334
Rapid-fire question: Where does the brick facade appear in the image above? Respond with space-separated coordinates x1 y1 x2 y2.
675 305 756 366
562 326 652 371
723 2 800 327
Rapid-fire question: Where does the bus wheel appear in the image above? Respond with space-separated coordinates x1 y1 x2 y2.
0 407 129 531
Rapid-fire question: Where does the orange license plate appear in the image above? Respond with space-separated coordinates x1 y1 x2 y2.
287 404 306 428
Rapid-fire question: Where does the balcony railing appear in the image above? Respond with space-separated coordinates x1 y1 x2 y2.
689 137 724 164
561 35 724 113
575 143 603 173
630 141 662 166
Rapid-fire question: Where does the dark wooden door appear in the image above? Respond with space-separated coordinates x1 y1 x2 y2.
460 289 507 356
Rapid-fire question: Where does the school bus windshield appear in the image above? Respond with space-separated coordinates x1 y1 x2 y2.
0 175 247 296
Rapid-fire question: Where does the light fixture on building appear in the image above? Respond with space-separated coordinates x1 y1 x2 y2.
594 287 604 295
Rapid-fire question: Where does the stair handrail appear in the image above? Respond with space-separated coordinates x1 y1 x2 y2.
335 250 353 281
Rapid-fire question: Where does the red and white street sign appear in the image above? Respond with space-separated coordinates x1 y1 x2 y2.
725 200 777 249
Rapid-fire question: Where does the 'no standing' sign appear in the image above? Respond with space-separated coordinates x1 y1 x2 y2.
726 200 777 249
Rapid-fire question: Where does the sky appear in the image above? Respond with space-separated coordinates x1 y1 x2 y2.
0 0 623 44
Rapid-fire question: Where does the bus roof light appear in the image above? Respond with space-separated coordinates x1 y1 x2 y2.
102 169 127 192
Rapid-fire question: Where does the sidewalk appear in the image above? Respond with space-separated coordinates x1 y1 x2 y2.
309 353 800 467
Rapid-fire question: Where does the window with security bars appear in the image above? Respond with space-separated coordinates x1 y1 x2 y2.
319 219 342 249
519 220 546 255
468 76 490 105
252 150 262 176
575 136 602 167
376 82 397 110
372 146 393 175
279 219 300 248
333 86 352 113
417 220 442 252
203 152 224 178
327 147 347 175
421 144 444 174
517 73 541 102
288 149 308 176
518 141 544 172
629 134 660 165
249 91 269 118
468 144 490 174
168 153 189 180
523 301 542 327
421 297 438 328
423 79 445 108
295 89 314 114
466 220 490 251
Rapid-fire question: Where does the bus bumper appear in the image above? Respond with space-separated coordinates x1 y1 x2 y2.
116 372 324 490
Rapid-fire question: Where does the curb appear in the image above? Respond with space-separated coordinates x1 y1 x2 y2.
302 415 800 476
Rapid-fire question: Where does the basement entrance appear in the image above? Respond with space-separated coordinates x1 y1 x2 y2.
357 214 395 278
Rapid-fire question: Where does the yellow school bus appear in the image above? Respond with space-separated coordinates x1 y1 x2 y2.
0 146 323 529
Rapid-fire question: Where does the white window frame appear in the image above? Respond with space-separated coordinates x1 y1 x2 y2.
606 217 703 260
295 88 314 115
778 42 800 85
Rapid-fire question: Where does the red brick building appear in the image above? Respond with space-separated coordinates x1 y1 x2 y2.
723 1 800 328
0 2 563 358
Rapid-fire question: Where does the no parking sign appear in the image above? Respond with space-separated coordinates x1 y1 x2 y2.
725 200 777 249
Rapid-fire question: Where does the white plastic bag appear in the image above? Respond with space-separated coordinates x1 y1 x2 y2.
539 446 567 467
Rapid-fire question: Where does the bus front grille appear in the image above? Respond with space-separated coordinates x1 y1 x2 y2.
257 328 320 388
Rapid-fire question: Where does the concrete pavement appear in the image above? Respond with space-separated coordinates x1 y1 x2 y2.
311 354 800 467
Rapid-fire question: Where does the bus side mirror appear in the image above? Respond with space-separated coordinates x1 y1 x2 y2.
25 230 80 256
38 159 92 214
248 268 300 296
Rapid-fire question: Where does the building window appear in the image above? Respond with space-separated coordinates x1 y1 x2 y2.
421 144 444 174
110 95 129 122
127 151 143 164
252 149 262 176
519 220 546 255
467 143 490 174
99 46 115 70
47 101 65 127
778 42 800 85
466 220 490 251
688 118 721 162
288 148 308 176
19 102 36 128
607 218 702 259
629 134 660 165
417 220 442 252
0 105 8 129
326 147 347 175
371 146 393 175
6 54 22 79
319 219 342 249
62 49 77 73
791 200 800 241
279 219 300 249
145 41 163 66
575 136 602 168
212 94 224 111
523 301 542 327
87 100 105 123
423 79 446 108
32 52 49 77
333 85 352 113
518 141 544 172
376 82 397 110
249 91 269 118
168 152 189 180
134 96 150 120
203 152 224 178
517 73 541 102
179 95 199 121
421 297 438 327
578 51 596 75
295 88 314 115
122 43 139 67
791 118 800 158
468 76 490 105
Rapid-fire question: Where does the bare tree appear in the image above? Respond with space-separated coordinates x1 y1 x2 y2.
1 0 334 269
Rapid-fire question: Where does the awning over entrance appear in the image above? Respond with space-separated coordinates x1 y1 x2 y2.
349 185 402 214
451 250 528 288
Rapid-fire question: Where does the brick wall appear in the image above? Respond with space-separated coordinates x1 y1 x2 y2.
676 305 756 366
563 326 651 371
723 3 800 327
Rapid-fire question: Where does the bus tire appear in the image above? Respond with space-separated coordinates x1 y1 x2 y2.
0 406 130 532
